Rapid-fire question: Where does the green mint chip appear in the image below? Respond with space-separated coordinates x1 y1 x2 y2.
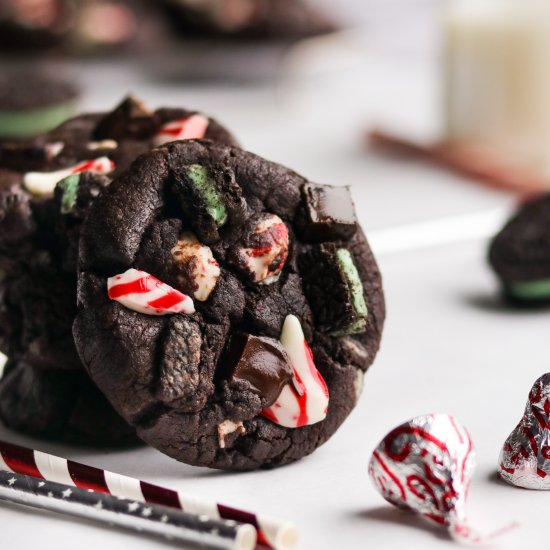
330 248 368 336
185 164 228 227
57 174 81 214
508 278 550 301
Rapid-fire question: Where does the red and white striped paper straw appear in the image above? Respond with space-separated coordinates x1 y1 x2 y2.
0 440 297 550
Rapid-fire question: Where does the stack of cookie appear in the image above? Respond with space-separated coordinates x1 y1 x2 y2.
0 95 385 470
0 96 238 444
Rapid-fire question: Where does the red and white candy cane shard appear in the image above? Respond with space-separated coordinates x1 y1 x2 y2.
108 268 195 315
242 215 289 285
0 440 297 550
23 156 114 196
152 114 209 147
498 373 550 490
262 315 329 428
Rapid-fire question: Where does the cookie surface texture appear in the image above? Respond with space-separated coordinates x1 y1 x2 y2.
75 140 385 470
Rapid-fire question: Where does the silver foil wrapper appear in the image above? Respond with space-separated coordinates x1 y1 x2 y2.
369 414 479 543
499 373 550 490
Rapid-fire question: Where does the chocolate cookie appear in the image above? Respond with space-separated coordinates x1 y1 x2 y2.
0 0 74 51
162 0 335 40
0 1 152 55
0 95 238 174
489 194 550 305
0 168 34 265
0 71 78 140
0 360 136 445
0 97 238 444
75 140 385 470
0 172 110 370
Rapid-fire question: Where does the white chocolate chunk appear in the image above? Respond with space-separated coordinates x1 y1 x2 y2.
44 141 65 159
24 156 114 196
262 315 329 428
354 370 364 402
217 420 245 449
87 139 118 150
171 231 220 302
0 352 6 380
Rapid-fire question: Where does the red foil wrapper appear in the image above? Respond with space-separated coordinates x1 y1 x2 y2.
499 373 550 490
368 414 481 543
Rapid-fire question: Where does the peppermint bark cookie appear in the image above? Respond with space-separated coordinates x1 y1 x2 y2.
75 140 385 470
489 194 550 305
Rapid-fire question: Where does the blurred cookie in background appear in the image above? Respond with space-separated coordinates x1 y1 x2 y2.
146 0 339 82
0 0 157 55
0 0 75 51
160 0 336 41
489 195 550 307
69 0 136 54
0 69 79 140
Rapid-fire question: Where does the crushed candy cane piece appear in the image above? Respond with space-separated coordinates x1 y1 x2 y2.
152 114 209 147
108 268 195 315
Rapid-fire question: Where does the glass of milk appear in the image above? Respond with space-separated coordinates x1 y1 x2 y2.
445 0 550 170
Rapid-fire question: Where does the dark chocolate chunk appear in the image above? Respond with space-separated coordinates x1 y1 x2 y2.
299 183 357 242
93 95 156 141
223 333 293 407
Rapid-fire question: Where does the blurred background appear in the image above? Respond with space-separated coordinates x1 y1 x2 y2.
3 0 550 213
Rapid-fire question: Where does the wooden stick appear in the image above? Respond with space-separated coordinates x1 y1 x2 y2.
368 129 550 199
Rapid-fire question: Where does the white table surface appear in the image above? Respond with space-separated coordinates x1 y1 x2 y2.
0 51 540 549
